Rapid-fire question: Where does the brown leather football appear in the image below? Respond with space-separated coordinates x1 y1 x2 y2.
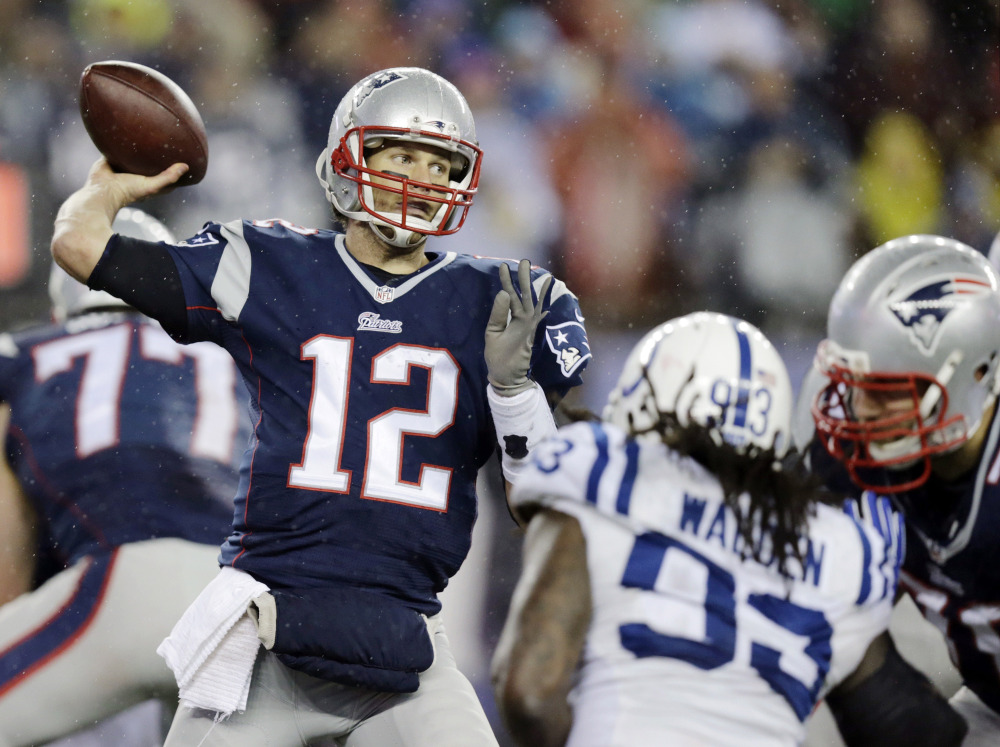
79 60 208 186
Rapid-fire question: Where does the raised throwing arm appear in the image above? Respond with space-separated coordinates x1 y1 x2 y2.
51 157 188 283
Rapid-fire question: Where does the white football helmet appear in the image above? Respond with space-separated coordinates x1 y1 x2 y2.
604 312 794 456
813 234 1000 492
49 207 175 322
315 67 482 248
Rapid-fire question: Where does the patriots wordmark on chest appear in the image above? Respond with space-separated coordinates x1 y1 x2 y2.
357 312 403 333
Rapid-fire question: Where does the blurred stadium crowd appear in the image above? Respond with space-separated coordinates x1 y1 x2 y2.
2 0 998 409
0 1 997 743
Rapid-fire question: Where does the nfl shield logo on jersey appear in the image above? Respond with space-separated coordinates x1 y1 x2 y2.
375 285 395 303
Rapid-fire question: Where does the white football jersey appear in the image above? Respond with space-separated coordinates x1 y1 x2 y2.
511 421 903 747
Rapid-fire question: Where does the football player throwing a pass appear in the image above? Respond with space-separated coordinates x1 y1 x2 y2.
50 67 589 746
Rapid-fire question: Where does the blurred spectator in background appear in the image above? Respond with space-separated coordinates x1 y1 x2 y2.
438 44 563 266
854 111 945 245
822 0 991 165
542 0 693 331
950 117 1000 252
545 61 692 329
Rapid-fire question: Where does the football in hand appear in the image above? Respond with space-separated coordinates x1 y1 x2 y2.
79 60 208 186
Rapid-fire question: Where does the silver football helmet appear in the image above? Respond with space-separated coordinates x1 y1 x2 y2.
812 234 1000 492
604 312 793 456
315 67 482 248
49 207 175 322
989 230 1000 271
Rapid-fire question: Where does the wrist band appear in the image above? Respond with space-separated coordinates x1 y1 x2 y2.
487 382 557 482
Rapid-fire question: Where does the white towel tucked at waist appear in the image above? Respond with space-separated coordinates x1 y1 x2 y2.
156 565 270 716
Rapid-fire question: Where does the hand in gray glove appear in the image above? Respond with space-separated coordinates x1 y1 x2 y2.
485 259 552 396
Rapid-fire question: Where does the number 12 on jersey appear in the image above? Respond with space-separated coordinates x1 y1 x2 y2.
288 335 459 511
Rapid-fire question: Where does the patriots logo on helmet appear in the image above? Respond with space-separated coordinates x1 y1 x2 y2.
889 275 991 354
354 71 406 108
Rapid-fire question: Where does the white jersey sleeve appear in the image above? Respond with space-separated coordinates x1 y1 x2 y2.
512 421 903 747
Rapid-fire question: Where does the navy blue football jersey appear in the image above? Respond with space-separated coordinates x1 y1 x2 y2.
0 312 247 568
809 408 1000 715
163 219 591 613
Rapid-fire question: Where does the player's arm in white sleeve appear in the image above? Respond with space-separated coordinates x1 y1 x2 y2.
0 404 37 606
491 507 591 746
484 259 559 506
51 157 188 283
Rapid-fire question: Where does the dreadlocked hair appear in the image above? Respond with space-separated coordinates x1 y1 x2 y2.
635 412 844 578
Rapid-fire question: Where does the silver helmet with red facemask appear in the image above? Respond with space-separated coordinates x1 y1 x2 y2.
812 235 1000 493
315 67 482 248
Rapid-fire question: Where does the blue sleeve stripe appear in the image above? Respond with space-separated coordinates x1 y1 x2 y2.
731 320 752 428
871 494 903 598
585 421 610 505
851 518 874 605
615 438 641 516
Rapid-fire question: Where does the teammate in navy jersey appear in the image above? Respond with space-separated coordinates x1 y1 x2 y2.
805 234 1000 745
50 67 589 746
0 208 247 746
493 312 966 747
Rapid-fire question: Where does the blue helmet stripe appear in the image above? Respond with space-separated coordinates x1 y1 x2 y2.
615 438 641 516
732 321 752 428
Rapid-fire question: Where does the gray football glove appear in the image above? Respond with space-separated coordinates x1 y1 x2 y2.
485 259 552 396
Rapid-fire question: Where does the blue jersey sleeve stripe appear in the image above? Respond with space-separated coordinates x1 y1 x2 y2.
851 518 874 605
585 421 610 506
616 438 640 516
872 494 904 599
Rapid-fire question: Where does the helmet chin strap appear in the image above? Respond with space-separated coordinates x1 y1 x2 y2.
920 350 963 420
371 221 427 248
